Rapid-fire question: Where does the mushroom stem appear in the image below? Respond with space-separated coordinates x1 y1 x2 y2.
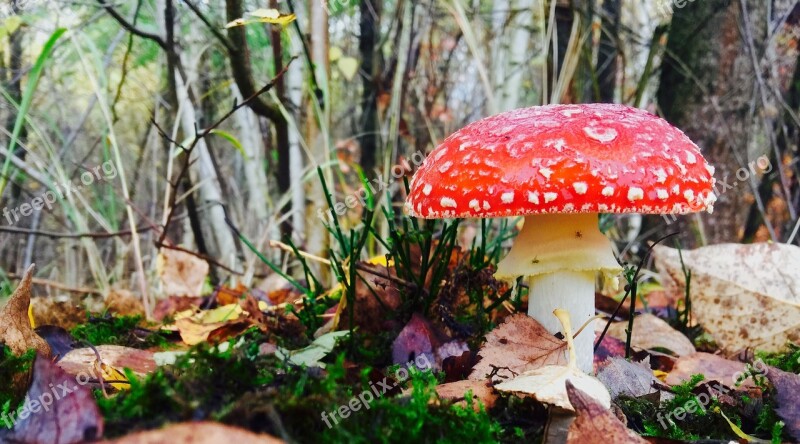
531 273 594 372
495 213 621 374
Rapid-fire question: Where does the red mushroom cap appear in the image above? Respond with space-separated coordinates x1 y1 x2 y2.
407 103 716 219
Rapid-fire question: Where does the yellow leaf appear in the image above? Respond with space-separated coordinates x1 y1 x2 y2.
257 13 296 26
337 57 359 81
329 46 343 62
199 303 243 324
224 18 248 29
95 361 130 391
248 8 281 19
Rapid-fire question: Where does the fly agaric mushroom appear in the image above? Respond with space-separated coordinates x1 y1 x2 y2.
406 103 715 373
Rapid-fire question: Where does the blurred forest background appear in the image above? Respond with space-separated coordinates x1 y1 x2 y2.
0 0 798 306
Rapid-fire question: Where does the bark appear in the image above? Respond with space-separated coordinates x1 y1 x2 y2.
656 0 768 244
597 0 620 102
358 0 382 177
226 0 292 237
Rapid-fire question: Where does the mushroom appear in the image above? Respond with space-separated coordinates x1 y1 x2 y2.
406 103 715 373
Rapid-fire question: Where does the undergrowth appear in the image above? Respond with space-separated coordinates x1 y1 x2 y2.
97 333 515 443
70 315 169 349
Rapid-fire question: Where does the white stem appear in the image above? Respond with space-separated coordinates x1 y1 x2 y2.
531 272 595 373
495 213 621 374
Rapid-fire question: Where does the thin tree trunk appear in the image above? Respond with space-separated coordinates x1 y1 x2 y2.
657 0 771 244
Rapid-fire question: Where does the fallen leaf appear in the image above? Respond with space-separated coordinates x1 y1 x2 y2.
596 357 664 401
495 365 611 411
2 355 103 444
156 248 209 297
435 379 498 411
766 366 800 440
665 352 761 389
606 313 695 357
593 332 626 370
58 345 156 379
565 380 647 444
101 421 283 443
0 264 51 357
655 243 800 352
275 330 349 368
392 313 441 368
469 314 567 382
35 326 77 360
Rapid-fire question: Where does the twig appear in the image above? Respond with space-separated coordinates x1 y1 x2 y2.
7 274 103 295
96 0 167 48
156 60 295 248
0 225 155 239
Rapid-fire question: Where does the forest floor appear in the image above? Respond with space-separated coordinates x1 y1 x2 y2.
1 206 799 444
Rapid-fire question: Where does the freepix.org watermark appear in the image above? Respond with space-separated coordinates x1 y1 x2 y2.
655 358 769 430
2 160 118 226
320 354 432 429
1 363 108 428
663 155 772 225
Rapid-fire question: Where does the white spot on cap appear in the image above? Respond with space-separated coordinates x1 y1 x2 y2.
563 203 575 211
672 184 680 194
540 167 553 180
544 192 558 203
546 139 567 152
573 182 588 195
501 192 514 204
422 184 432 196
598 203 609 211
483 201 491 210
705 164 715 176
656 189 669 200
683 190 695 203
583 126 619 143
601 186 614 197
434 149 447 162
438 161 453 173
628 187 644 201
469 199 480 211
654 168 667 184
686 152 697 164
441 197 457 208
528 191 540 204
561 108 582 117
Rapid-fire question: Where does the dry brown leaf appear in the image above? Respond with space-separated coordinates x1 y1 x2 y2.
655 243 800 352
605 313 695 357
156 248 209 297
0 264 50 357
766 366 800 440
469 314 567 382
435 379 498 411
665 352 760 389
101 421 284 443
596 358 664 401
58 345 156 379
2 355 104 444
566 380 647 444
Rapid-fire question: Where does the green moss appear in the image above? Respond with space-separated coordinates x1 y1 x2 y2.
70 315 169 349
758 343 800 373
98 337 507 443
0 346 36 429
